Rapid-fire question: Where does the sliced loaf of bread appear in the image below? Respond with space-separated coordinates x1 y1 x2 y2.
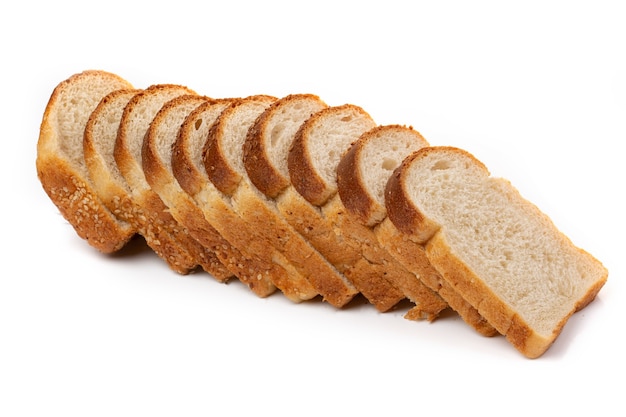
287 105 448 319
337 125 496 335
245 97 406 313
114 85 231 279
143 95 278 296
204 96 358 307
385 146 608 357
37 70 135 253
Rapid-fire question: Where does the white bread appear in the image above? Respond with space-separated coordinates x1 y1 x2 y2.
287 105 449 319
337 125 496 335
385 146 608 357
37 70 135 253
114 85 232 279
245 97 408 313
204 96 358 307
143 95 280 296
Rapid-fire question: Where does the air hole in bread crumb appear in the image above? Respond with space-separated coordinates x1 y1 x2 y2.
431 160 451 170
194 119 203 130
340 115 353 122
382 158 397 171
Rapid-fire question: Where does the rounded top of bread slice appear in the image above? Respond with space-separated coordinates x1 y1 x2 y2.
386 146 608 357
39 70 134 175
203 95 277 196
337 125 429 227
244 94 328 198
288 104 376 206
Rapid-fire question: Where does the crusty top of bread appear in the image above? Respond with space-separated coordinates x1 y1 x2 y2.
385 146 608 357
337 125 429 227
36 70 135 253
288 104 376 206
244 94 328 198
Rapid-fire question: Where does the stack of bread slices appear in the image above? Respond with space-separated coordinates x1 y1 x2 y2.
36 70 608 358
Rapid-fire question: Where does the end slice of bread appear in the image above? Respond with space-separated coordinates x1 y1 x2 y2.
114 85 231 278
337 125 496 335
204 96 357 307
385 146 608 357
37 70 135 253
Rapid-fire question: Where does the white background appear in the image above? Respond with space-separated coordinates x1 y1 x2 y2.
1 1 624 415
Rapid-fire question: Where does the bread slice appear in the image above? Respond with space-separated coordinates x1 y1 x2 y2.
337 125 496 335
37 70 135 253
142 95 278 297
114 85 232 279
245 96 408 313
286 105 449 319
385 146 608 357
172 99 317 302
204 96 358 307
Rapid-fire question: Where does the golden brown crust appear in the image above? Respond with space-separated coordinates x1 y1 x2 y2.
36 157 134 253
36 70 135 253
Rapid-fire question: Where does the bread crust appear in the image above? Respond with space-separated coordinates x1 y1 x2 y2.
37 70 135 253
